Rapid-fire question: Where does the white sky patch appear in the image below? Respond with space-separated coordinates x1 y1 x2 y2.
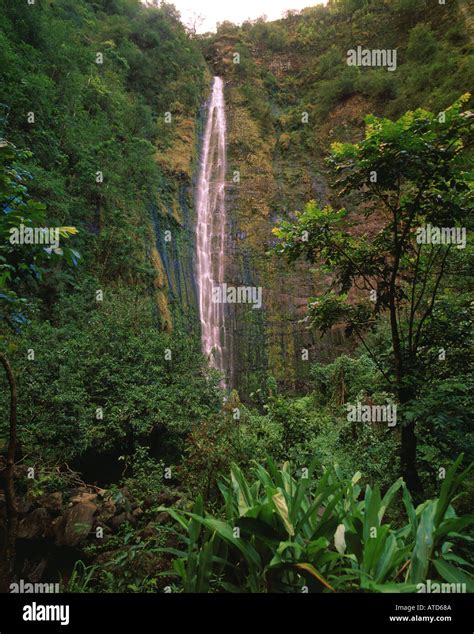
143 1 327 33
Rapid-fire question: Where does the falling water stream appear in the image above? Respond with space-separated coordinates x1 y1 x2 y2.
195 77 227 380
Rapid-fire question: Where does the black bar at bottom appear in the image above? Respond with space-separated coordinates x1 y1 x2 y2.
0 592 471 634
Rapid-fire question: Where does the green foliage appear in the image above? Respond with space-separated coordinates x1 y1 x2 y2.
161 456 474 592
406 23 439 62
0 139 79 321
216 0 473 129
180 413 241 502
273 96 473 489
179 359 399 494
94 524 164 593
3 286 221 464
0 0 206 295
71 523 167 593
310 354 382 405
1 0 473 596
263 395 325 463
158 495 227 593
65 560 99 593
119 446 165 505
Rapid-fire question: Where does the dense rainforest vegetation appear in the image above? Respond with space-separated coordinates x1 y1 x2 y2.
0 0 473 596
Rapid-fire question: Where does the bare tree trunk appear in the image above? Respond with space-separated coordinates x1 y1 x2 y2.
398 382 423 500
388 291 423 498
0 353 18 593
400 420 420 495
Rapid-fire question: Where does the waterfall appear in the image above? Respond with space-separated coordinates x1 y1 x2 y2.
195 77 228 381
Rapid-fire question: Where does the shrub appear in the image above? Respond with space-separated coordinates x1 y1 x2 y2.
160 456 474 593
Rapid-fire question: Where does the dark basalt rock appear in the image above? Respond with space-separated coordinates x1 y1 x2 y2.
54 501 97 546
17 508 51 540
39 492 63 514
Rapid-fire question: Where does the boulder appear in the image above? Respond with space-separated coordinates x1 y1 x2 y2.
156 490 180 506
17 499 32 514
97 498 116 522
139 522 156 539
17 508 51 540
156 512 170 525
70 491 97 505
143 490 179 510
54 501 96 546
40 492 63 514
110 512 128 530
110 511 137 530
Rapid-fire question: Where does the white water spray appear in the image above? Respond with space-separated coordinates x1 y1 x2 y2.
195 77 227 379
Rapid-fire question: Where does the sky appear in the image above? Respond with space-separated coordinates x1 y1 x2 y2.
145 1 327 33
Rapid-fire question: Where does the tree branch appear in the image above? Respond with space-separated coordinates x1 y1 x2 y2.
414 246 452 352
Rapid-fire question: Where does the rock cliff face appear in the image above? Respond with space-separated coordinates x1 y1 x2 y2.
224 79 342 395
152 41 353 395
151 0 470 396
196 40 351 396
149 170 199 332
148 91 210 334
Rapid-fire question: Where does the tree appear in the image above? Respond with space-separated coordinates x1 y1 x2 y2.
0 140 79 327
185 12 206 37
273 95 473 495
0 139 78 590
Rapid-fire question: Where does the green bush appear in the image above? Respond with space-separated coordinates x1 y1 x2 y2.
3 286 221 464
160 456 474 593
